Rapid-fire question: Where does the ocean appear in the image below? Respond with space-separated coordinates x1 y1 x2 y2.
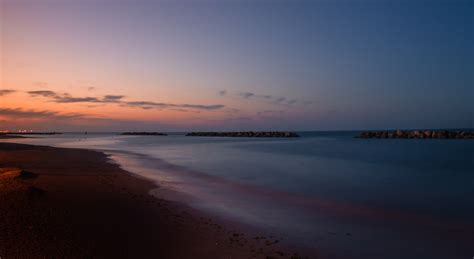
4 132 473 259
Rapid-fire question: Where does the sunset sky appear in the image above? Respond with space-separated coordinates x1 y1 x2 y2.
1 0 473 132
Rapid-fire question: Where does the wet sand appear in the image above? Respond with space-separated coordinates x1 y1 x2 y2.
0 142 306 258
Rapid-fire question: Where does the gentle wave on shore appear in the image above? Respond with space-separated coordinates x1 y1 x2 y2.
3 132 474 259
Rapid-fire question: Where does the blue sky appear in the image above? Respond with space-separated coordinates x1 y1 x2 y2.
1 0 473 131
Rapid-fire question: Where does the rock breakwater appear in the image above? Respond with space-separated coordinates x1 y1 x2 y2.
357 130 473 139
120 132 167 136
186 131 300 138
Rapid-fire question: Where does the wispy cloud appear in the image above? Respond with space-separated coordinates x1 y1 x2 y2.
0 107 84 120
224 108 240 114
124 101 224 110
103 95 125 102
27 90 225 111
0 89 16 96
28 90 57 97
28 90 99 103
239 92 255 99
179 104 224 110
222 90 312 107
55 96 100 103
275 97 286 103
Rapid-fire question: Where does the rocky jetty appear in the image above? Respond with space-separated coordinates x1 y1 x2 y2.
186 131 300 138
120 132 167 136
357 130 474 139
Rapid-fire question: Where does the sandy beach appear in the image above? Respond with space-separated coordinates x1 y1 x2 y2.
0 142 303 259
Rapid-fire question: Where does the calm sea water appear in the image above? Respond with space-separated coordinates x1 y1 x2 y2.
4 132 474 259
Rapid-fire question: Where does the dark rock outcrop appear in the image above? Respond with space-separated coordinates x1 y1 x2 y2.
15 170 39 180
26 186 47 198
120 132 168 136
186 131 300 138
357 130 474 139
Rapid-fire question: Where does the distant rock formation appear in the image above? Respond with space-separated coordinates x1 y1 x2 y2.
120 132 168 136
186 131 300 138
356 130 474 139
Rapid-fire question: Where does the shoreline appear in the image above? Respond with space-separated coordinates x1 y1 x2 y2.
0 142 306 258
0 135 27 139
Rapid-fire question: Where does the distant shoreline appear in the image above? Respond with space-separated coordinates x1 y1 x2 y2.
0 132 62 135
0 134 27 139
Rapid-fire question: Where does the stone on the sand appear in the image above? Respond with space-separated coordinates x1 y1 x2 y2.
27 186 47 197
15 170 39 180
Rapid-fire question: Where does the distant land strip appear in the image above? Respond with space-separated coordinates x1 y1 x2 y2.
120 132 168 136
186 131 300 138
0 132 62 135
356 130 474 139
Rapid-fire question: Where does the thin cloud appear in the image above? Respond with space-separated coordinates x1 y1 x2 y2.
27 90 225 111
0 107 84 120
103 95 125 102
240 92 255 99
55 96 100 103
125 101 158 107
28 90 102 103
125 101 224 110
275 97 286 103
224 108 240 114
28 90 57 97
0 89 16 96
232 91 310 106
180 104 224 110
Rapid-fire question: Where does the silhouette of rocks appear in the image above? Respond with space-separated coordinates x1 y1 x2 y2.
357 130 473 139
186 131 300 138
120 132 167 136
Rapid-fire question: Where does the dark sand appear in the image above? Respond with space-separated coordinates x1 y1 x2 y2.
0 142 305 259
